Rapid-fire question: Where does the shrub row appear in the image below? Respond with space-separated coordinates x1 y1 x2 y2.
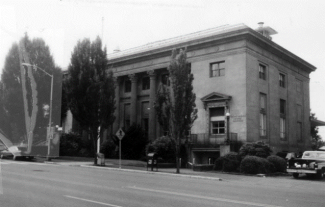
214 142 287 174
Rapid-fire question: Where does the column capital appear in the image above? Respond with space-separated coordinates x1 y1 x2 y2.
128 74 138 82
147 70 156 79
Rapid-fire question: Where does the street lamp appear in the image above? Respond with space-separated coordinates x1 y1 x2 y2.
226 112 230 144
22 63 53 161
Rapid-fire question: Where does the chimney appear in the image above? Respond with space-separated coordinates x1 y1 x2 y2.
255 22 277 40
258 22 264 28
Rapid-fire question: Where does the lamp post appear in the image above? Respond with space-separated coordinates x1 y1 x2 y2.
22 63 53 161
226 112 230 144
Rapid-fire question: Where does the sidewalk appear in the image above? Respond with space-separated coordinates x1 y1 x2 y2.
37 156 224 181
35 156 290 181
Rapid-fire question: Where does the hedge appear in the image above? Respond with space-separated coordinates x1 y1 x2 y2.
267 155 287 172
240 156 274 174
213 152 240 172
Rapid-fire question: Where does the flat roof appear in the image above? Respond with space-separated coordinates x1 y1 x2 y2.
107 23 316 72
107 23 247 60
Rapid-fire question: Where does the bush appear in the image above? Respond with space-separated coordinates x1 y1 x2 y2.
60 132 83 156
239 142 272 159
100 138 117 158
276 151 288 160
119 124 148 160
213 157 224 171
260 157 275 174
213 152 240 172
240 156 274 174
267 155 287 172
223 152 240 172
146 136 176 163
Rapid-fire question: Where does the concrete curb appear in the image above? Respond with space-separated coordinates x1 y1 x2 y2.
80 164 223 181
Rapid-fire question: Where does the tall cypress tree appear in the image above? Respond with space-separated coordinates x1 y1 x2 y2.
155 48 197 173
64 36 115 164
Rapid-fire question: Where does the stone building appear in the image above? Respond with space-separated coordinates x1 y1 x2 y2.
89 23 318 164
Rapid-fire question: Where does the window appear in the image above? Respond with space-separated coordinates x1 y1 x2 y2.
296 79 302 92
124 79 131 93
260 93 267 136
142 76 150 90
280 99 286 116
279 73 285 88
124 104 131 129
297 122 302 141
210 107 225 135
210 61 225 77
297 104 302 141
259 64 266 80
280 99 286 139
211 121 225 134
161 74 170 86
141 102 149 138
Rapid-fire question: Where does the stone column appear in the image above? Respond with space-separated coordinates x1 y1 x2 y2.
129 74 138 125
113 76 120 134
148 70 157 140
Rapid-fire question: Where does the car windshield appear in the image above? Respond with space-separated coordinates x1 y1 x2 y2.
303 152 325 159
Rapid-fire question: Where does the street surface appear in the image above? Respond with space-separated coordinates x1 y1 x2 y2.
0 159 324 207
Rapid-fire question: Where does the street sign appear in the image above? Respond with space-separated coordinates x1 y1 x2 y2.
116 128 125 140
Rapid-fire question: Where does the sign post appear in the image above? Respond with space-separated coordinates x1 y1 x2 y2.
115 128 125 169
97 126 101 154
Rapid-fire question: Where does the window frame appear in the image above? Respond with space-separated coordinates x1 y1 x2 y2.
260 93 267 137
296 79 302 92
161 74 170 86
124 79 131 93
259 64 266 80
279 73 286 88
211 121 225 135
142 76 150 90
210 61 225 77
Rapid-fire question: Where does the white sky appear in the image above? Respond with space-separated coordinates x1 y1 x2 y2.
1 0 325 138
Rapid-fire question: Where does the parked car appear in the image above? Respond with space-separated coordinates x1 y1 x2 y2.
0 146 14 159
287 151 325 179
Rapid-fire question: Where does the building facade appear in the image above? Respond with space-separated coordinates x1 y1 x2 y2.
107 23 316 164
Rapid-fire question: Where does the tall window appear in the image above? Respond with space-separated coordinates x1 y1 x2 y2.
259 64 266 80
124 104 131 129
260 93 267 137
279 73 285 88
210 107 225 135
280 99 286 139
141 102 149 138
142 76 150 90
161 74 170 86
297 104 302 141
296 79 302 92
124 79 131 93
210 61 225 77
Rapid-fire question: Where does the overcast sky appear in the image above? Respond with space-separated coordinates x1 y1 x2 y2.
1 0 325 138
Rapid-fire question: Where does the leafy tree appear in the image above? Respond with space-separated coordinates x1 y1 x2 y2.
155 48 197 173
64 37 115 164
310 112 324 150
0 35 62 150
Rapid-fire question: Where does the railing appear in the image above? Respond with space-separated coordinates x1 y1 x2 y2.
186 133 238 148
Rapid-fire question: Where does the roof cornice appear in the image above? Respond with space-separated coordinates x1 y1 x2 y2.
107 24 316 73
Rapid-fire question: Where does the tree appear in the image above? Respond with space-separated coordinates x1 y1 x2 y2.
64 37 115 164
0 34 62 153
310 112 324 150
155 48 197 173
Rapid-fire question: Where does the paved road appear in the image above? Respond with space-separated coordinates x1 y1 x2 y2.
0 160 324 207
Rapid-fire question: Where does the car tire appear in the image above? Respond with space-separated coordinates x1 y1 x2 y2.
316 170 324 179
292 173 299 178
